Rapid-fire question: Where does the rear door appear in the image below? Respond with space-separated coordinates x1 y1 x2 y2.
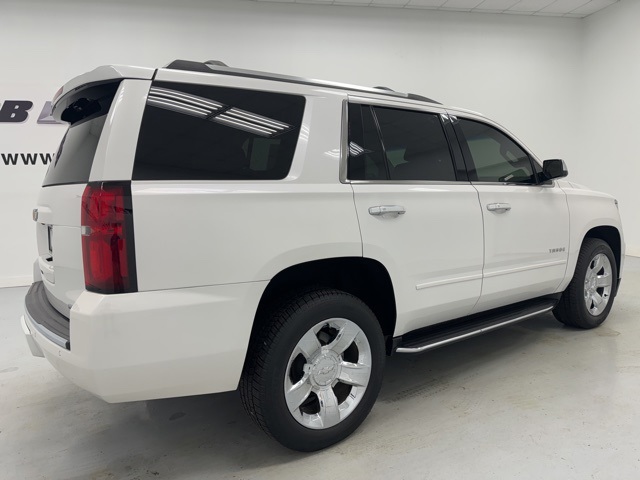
35 76 151 316
348 99 484 336
451 115 569 312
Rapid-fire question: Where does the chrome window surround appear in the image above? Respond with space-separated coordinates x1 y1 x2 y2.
448 113 547 185
340 99 349 184
339 98 467 186
470 181 556 187
348 179 472 185
339 98 552 188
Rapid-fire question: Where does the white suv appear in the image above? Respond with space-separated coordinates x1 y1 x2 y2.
21 60 624 451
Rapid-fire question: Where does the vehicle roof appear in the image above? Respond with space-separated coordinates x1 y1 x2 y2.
164 59 442 106
52 60 489 121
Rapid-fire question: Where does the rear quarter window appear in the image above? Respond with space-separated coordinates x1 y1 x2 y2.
133 83 305 181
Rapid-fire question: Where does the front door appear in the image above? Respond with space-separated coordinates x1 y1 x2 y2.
452 115 569 312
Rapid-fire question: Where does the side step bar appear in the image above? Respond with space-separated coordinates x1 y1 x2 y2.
394 297 558 354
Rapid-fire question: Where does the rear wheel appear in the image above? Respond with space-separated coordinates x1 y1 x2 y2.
554 238 618 329
240 289 385 451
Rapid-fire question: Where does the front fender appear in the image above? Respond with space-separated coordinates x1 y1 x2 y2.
557 185 624 292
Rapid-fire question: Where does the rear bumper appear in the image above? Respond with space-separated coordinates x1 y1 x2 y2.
24 281 70 349
21 315 44 357
22 281 267 403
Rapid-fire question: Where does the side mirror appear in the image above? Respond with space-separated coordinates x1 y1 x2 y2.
542 159 568 181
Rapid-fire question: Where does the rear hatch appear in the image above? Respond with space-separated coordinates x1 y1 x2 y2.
34 66 153 317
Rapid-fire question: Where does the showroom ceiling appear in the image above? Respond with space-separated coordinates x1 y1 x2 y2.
251 0 619 17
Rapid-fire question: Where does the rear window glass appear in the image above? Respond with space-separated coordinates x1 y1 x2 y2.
133 83 306 181
43 82 119 187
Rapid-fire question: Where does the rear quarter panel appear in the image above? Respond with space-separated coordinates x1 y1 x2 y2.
131 87 361 290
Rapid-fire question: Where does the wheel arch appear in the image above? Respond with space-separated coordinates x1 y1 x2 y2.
248 257 397 355
583 225 622 278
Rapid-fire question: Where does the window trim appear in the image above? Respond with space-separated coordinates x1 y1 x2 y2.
441 114 469 182
369 105 392 180
341 98 466 184
340 99 349 183
451 114 542 186
345 103 390 182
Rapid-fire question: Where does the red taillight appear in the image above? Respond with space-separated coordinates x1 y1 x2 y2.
81 182 137 294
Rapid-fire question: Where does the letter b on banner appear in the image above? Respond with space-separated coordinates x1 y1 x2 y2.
0 101 33 123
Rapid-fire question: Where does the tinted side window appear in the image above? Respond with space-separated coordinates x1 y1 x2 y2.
457 119 535 184
374 107 456 182
347 104 387 180
133 83 305 181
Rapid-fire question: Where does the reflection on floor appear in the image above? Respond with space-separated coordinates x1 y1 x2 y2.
2 257 639 480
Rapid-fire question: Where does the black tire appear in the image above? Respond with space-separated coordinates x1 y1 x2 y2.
240 289 385 451
554 238 618 329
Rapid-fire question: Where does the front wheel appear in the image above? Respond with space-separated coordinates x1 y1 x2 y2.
554 238 618 329
240 289 385 451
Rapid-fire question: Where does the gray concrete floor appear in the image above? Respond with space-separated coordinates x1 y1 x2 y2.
2 258 639 480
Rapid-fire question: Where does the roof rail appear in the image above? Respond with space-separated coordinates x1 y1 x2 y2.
164 59 216 73
205 60 228 67
407 93 440 103
163 59 441 105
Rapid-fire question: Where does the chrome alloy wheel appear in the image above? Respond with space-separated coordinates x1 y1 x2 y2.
284 318 372 430
583 253 613 316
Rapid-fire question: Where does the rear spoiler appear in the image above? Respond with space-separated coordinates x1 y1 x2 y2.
51 65 155 121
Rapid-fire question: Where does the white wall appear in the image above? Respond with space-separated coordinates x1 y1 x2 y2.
580 0 640 257
0 0 600 286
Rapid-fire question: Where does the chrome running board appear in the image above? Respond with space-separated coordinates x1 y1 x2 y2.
394 298 557 354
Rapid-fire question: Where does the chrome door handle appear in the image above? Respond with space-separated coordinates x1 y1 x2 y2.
487 203 511 213
368 205 406 216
